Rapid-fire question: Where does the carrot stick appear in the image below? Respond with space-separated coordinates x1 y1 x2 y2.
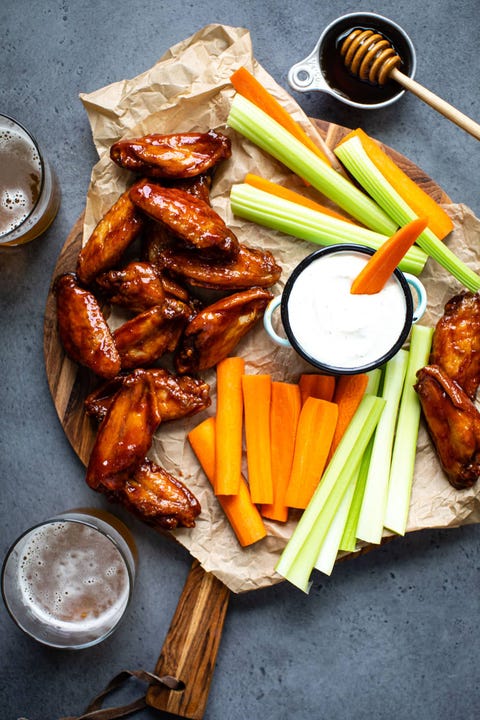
230 67 330 165
285 397 338 509
215 357 245 495
261 382 302 522
298 373 336 404
244 173 354 224
337 128 453 240
188 417 267 547
327 374 369 461
351 217 429 295
242 373 273 504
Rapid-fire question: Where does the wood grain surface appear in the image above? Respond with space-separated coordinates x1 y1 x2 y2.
43 120 451 719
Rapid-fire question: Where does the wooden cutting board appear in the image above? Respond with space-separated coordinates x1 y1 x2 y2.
43 120 451 719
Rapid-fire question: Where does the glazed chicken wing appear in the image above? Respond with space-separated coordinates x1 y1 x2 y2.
86 373 201 529
158 243 282 290
55 273 121 379
96 261 165 312
76 189 144 285
86 370 162 491
112 459 201 529
415 364 480 489
130 180 239 258
175 288 273 374
113 298 192 370
85 368 210 423
110 130 231 179
170 173 212 205
430 291 480 399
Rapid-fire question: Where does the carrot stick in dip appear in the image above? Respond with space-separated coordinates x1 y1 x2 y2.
351 217 429 295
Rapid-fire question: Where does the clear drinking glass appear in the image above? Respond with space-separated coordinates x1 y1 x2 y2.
0 114 60 247
2 509 137 649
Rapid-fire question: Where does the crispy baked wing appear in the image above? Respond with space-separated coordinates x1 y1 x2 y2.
86 370 162 490
54 273 121 379
96 261 165 312
110 130 231 179
113 299 192 369
113 459 201 529
158 243 282 290
415 365 480 489
430 291 480 399
130 180 239 258
76 189 144 285
175 288 273 374
85 368 210 423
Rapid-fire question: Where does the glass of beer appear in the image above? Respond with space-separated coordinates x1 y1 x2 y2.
0 114 60 247
1 509 137 649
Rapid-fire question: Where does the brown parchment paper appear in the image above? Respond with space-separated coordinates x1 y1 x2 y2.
79 24 480 593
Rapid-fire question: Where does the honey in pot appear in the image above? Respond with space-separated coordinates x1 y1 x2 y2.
320 15 413 106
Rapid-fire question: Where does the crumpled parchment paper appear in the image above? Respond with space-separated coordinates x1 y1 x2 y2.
79 24 480 593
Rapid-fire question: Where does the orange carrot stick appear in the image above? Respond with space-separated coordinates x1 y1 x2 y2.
337 128 453 240
242 373 273 505
327 374 369 461
215 357 245 495
298 373 336 404
244 173 354 224
230 66 330 165
188 417 267 547
351 217 429 295
261 381 301 522
285 397 338 509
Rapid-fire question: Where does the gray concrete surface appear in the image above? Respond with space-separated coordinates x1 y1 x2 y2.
1 1 479 719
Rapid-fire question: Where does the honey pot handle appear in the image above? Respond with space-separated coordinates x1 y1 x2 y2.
391 67 480 141
146 560 231 719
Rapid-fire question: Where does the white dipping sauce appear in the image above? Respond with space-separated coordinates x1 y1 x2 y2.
287 251 407 369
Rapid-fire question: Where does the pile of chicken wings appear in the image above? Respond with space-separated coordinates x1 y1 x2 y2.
54 129 282 529
415 291 480 489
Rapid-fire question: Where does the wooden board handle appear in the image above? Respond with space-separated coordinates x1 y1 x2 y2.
146 560 230 719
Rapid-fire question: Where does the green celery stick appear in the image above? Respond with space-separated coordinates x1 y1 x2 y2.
338 437 374 553
384 325 434 535
356 349 409 545
314 479 357 576
335 136 480 292
228 95 397 235
229 183 428 276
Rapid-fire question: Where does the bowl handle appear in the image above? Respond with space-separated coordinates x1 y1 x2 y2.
404 273 427 323
263 296 291 347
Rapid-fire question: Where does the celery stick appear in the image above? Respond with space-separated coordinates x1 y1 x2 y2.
338 438 374 552
335 136 480 292
365 367 383 396
384 325 434 535
356 349 409 545
230 184 428 276
275 395 385 592
338 367 383 553
228 95 397 235
314 479 356 576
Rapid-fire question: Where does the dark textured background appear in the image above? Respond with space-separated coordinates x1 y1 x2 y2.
1 2 479 719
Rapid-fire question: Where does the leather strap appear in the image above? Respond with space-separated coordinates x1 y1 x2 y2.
58 668 185 720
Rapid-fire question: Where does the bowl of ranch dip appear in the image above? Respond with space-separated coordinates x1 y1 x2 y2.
264 244 427 375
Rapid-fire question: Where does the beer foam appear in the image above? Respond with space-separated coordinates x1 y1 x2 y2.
18 521 130 638
0 123 42 237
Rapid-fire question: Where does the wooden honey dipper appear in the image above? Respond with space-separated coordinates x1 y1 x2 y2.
340 28 480 140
